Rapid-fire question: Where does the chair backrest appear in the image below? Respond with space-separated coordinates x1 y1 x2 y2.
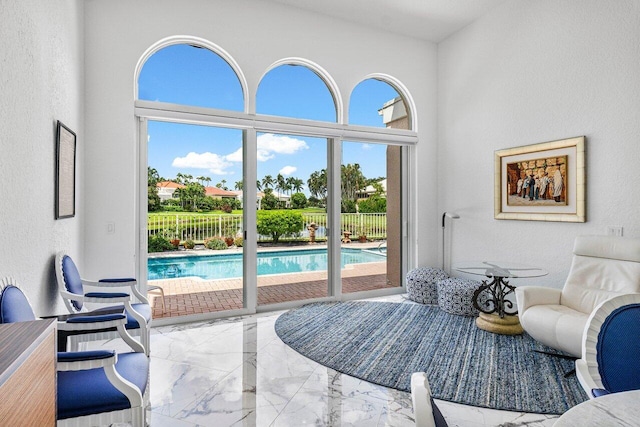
561 236 640 314
581 293 640 394
55 251 84 311
0 278 37 323
596 301 640 393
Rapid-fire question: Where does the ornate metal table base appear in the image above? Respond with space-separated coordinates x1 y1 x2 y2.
456 261 547 335
472 276 522 335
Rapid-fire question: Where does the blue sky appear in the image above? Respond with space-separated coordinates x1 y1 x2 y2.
139 44 399 191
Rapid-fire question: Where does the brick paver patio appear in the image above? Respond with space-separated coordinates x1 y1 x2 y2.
149 261 395 319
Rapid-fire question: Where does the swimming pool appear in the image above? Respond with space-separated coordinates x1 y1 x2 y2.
148 248 385 280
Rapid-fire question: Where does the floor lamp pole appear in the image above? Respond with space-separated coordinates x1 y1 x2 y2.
441 212 460 273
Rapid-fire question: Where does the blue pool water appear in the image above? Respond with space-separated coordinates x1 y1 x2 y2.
148 248 385 280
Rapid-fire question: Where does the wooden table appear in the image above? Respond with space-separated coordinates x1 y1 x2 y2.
0 319 56 426
554 390 640 426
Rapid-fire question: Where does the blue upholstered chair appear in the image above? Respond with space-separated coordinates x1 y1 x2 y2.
411 372 448 427
575 293 640 398
0 277 148 427
55 251 151 355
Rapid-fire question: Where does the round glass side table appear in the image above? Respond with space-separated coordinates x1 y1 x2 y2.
454 261 547 335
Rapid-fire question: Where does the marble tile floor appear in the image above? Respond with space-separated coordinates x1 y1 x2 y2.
96 294 559 427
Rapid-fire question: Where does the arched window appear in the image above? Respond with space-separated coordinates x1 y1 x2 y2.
349 78 411 130
136 40 417 321
257 64 337 122
138 43 244 111
341 77 413 293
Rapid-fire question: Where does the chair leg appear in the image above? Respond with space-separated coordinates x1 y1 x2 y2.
125 302 150 356
131 406 144 427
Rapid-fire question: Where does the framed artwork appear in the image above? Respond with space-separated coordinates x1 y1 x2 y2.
55 121 76 219
494 136 585 222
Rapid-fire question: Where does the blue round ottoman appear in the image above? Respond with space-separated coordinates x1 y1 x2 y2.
436 278 486 317
406 267 449 304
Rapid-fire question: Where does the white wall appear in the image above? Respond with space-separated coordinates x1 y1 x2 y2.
0 0 84 315
83 0 439 277
438 0 640 288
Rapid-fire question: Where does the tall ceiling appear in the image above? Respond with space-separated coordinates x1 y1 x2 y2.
258 0 507 42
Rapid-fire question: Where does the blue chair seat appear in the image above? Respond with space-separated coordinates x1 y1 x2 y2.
57 352 149 420
93 303 151 329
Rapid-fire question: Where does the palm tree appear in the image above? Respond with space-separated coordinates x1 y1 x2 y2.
262 175 274 190
307 169 327 201
235 180 243 191
285 176 295 195
342 163 365 203
292 177 304 193
148 167 160 185
276 174 286 196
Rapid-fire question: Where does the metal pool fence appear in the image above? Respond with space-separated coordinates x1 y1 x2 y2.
148 212 387 243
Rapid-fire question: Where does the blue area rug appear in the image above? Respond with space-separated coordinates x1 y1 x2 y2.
275 301 588 414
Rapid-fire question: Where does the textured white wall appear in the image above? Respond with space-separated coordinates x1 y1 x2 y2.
0 0 84 315
83 0 439 278
438 0 640 288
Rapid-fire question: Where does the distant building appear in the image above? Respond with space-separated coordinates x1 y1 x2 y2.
204 186 238 200
378 96 409 130
157 181 238 202
356 179 387 199
156 181 185 201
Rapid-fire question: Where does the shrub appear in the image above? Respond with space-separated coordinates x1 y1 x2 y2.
183 239 195 249
256 210 304 243
358 195 386 213
341 199 357 213
148 233 174 253
307 196 323 208
260 190 279 210
205 237 227 250
290 192 307 209
234 236 244 247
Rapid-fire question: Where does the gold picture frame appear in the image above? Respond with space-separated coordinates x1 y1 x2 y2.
494 136 585 222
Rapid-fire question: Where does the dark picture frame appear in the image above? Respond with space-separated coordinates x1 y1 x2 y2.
55 121 76 219
494 136 585 222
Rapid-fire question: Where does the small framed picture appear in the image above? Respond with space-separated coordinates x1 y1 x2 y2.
494 136 585 222
56 121 76 219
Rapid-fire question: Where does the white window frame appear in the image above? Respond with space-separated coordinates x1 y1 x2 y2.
135 102 417 323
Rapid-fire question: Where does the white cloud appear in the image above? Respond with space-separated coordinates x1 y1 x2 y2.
257 133 308 161
225 148 243 162
172 152 233 175
279 166 297 176
172 134 309 175
361 143 372 150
